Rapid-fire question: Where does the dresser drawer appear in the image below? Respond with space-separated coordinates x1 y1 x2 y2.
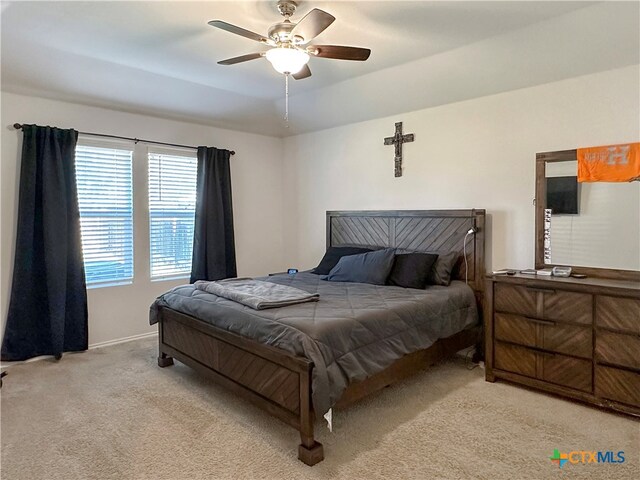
596 331 640 370
494 313 536 347
494 284 536 316
494 283 593 324
494 341 592 392
541 322 592 358
596 296 640 335
541 353 592 392
595 366 640 407
494 342 536 378
543 290 592 325
494 313 592 358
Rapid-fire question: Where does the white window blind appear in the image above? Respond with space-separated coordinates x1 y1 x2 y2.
75 144 134 285
148 151 197 279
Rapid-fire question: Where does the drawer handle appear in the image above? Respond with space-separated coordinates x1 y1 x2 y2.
525 317 556 327
526 286 556 294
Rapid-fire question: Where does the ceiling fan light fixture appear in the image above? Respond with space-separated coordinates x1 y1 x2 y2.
265 46 309 75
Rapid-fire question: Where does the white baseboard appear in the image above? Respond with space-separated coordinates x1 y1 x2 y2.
1 331 158 369
89 331 158 350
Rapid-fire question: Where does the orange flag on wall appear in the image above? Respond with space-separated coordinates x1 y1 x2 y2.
577 143 640 182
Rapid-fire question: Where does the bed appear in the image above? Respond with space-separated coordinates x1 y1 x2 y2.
151 209 485 465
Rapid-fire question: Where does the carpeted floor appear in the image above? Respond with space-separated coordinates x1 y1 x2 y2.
1 337 638 480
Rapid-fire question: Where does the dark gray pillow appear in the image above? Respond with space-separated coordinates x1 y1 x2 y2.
427 251 459 286
324 248 396 285
388 253 439 289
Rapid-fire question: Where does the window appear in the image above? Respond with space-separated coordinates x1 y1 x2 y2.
75 144 134 286
148 151 197 279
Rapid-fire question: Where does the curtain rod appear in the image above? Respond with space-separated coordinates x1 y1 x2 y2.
12 123 235 156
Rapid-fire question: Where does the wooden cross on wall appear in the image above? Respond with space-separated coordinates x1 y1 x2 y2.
384 122 415 177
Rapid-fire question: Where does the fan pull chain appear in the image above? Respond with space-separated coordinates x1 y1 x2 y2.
284 73 290 128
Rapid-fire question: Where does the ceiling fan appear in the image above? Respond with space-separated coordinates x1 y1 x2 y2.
208 0 371 80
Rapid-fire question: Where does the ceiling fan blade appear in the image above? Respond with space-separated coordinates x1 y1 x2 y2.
208 20 269 44
290 9 335 43
293 64 312 80
217 53 263 65
310 45 371 61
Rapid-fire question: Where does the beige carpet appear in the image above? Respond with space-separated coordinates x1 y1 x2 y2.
1 337 638 480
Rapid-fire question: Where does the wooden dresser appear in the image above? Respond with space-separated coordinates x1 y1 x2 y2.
484 273 640 417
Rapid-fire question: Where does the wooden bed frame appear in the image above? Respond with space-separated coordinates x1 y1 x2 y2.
156 209 486 465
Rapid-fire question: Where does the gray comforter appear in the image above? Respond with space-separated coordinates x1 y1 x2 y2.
150 272 478 417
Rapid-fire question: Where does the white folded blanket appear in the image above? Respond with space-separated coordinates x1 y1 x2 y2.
194 278 320 310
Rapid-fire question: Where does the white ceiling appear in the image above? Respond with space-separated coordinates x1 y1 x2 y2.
1 1 638 137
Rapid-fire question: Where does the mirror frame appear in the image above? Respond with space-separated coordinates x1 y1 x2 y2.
535 149 640 282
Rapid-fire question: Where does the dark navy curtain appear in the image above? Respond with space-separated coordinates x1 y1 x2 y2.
1 125 88 361
190 147 237 283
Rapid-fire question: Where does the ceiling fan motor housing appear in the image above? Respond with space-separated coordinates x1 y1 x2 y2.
270 0 305 45
268 21 304 44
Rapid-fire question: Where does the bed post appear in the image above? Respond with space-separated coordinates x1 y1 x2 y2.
472 209 486 362
157 312 174 368
297 368 323 466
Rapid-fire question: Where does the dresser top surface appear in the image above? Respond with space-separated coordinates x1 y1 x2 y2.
487 273 640 293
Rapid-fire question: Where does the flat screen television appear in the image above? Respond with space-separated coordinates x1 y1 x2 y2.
546 176 579 215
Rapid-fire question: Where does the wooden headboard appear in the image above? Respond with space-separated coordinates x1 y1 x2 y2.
326 210 486 295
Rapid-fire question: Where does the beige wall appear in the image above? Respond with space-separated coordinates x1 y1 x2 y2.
281 65 640 273
1 92 285 347
2 65 639 348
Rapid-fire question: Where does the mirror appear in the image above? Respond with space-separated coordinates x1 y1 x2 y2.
536 150 640 274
